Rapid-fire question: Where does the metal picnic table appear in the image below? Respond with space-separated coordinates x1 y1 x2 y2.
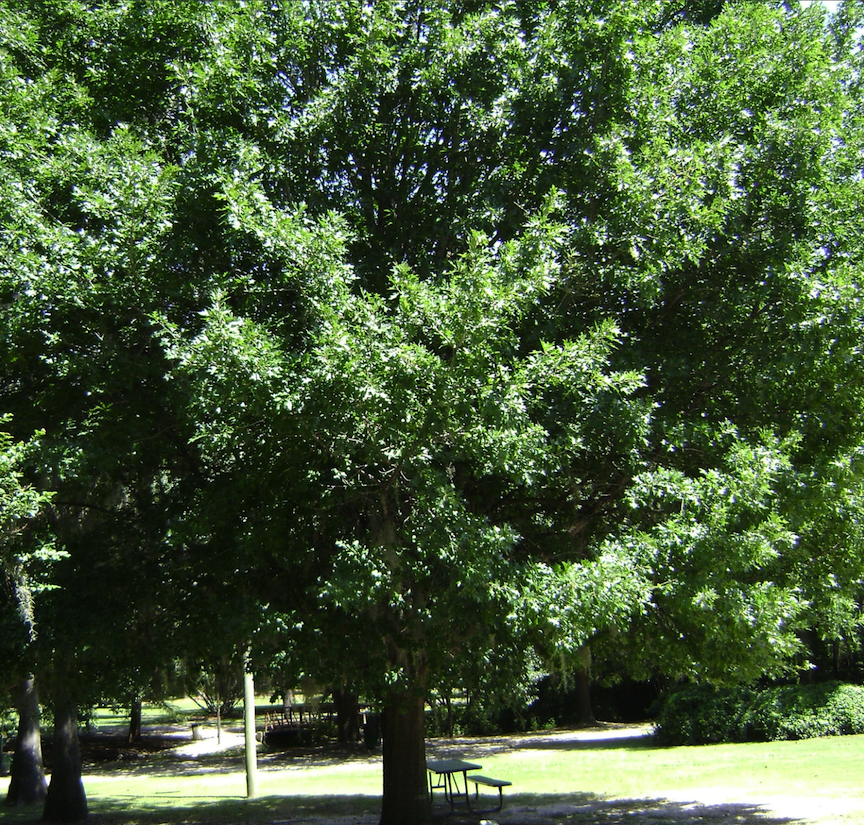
426 758 483 810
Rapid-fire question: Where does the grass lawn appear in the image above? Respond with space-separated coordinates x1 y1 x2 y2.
1 712 863 824
478 733 864 799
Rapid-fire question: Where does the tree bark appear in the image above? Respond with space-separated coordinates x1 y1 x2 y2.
379 689 430 825
574 646 596 726
6 676 47 806
573 667 596 725
42 699 87 823
333 686 360 743
127 696 142 743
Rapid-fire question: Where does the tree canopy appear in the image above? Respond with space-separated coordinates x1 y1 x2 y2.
2 1 864 823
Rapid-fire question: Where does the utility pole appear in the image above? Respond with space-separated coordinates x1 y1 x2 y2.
243 646 258 798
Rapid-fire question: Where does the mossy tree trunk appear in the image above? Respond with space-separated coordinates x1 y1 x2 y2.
6 676 47 806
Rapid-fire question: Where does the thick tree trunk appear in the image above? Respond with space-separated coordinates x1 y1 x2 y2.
379 689 430 825
6 676 47 806
127 697 142 743
333 687 360 743
42 699 87 823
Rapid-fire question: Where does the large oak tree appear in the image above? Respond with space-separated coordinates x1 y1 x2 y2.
2 2 864 823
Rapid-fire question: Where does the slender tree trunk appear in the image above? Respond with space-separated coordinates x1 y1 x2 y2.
128 696 142 743
379 689 430 825
6 676 47 806
243 648 257 799
42 699 87 823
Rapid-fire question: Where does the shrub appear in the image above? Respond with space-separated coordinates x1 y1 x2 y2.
655 681 864 745
654 684 754 745
741 682 864 741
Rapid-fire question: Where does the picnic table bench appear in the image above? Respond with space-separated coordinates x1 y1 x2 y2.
467 774 513 812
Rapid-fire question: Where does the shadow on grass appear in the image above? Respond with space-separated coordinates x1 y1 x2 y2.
92 751 250 778
0 795 381 825
0 792 805 825
86 793 379 825
447 792 803 824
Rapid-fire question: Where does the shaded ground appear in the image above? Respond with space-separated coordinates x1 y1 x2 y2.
75 732 184 765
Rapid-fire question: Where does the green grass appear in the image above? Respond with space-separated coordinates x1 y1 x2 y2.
3 721 864 824
477 734 864 800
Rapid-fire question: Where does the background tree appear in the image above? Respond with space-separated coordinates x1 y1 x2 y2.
550 0 864 685
0 421 54 807
0 2 212 816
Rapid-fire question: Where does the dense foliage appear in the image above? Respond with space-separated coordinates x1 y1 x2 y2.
2 1 864 822
655 681 864 745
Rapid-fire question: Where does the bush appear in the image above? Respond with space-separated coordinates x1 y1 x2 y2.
655 681 864 745
654 684 754 745
742 682 864 741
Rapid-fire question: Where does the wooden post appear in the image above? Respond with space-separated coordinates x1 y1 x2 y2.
243 647 258 799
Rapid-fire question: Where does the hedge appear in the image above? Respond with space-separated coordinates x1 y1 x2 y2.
654 681 864 745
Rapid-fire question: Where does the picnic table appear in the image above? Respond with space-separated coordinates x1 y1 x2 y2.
426 758 512 812
426 758 482 810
